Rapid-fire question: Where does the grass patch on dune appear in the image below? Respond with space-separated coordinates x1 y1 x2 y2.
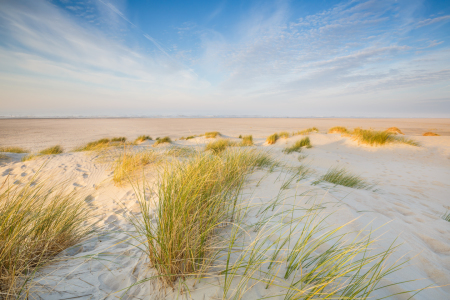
328 126 350 134
241 135 253 146
386 127 404 135
204 131 221 138
266 133 279 145
279 131 290 139
21 145 64 162
134 135 152 143
128 148 275 287
293 127 319 135
75 137 127 152
205 139 237 154
0 147 29 154
352 128 420 147
179 135 198 140
283 137 312 154
0 177 91 298
39 145 63 155
423 132 440 136
314 167 370 189
113 150 161 185
153 137 172 146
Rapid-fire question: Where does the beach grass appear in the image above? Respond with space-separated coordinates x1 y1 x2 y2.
442 211 450 222
315 167 370 189
153 137 172 146
205 139 237 154
0 147 29 154
279 131 290 139
386 127 404 134
241 135 253 146
204 131 221 138
74 137 129 152
293 127 319 135
0 177 90 298
283 137 312 154
39 145 63 155
328 126 350 134
134 135 152 143
128 148 275 287
423 132 440 136
111 137 126 142
352 128 419 146
113 150 161 185
266 133 279 145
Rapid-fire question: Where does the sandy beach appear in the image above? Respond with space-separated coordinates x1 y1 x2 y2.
0 118 449 299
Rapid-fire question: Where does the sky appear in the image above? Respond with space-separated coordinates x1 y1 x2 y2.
0 0 449 117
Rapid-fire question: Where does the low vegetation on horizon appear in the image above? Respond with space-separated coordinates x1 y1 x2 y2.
75 137 127 152
134 135 152 143
423 132 440 136
293 127 319 135
328 126 350 134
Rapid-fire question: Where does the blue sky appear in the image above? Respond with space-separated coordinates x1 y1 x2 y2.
0 0 449 117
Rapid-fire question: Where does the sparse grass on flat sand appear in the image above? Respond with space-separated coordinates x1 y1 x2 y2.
0 177 90 298
352 128 420 146
128 148 275 287
0 147 29 154
328 126 350 134
204 131 221 138
113 150 161 184
284 137 312 154
385 127 404 134
134 135 152 143
241 135 253 146
293 127 319 135
266 133 279 145
153 137 172 146
315 167 370 189
423 132 440 136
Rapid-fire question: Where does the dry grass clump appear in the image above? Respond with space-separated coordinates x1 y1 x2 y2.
266 133 279 145
179 135 197 140
283 137 312 154
0 147 29 154
134 135 152 143
75 137 127 152
204 131 221 138
279 131 290 139
111 137 126 142
21 145 64 162
293 127 319 135
315 167 370 189
0 178 90 298
352 128 420 147
328 126 349 134
423 132 440 136
385 127 404 135
39 145 63 155
241 135 253 146
205 139 237 154
129 148 275 287
113 150 161 184
153 137 172 146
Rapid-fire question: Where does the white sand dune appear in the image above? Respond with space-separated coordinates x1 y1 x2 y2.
0 120 449 299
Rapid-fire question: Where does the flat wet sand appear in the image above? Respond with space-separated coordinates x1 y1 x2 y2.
1 118 449 151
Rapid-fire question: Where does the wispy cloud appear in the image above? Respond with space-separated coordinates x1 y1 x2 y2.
0 0 449 117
